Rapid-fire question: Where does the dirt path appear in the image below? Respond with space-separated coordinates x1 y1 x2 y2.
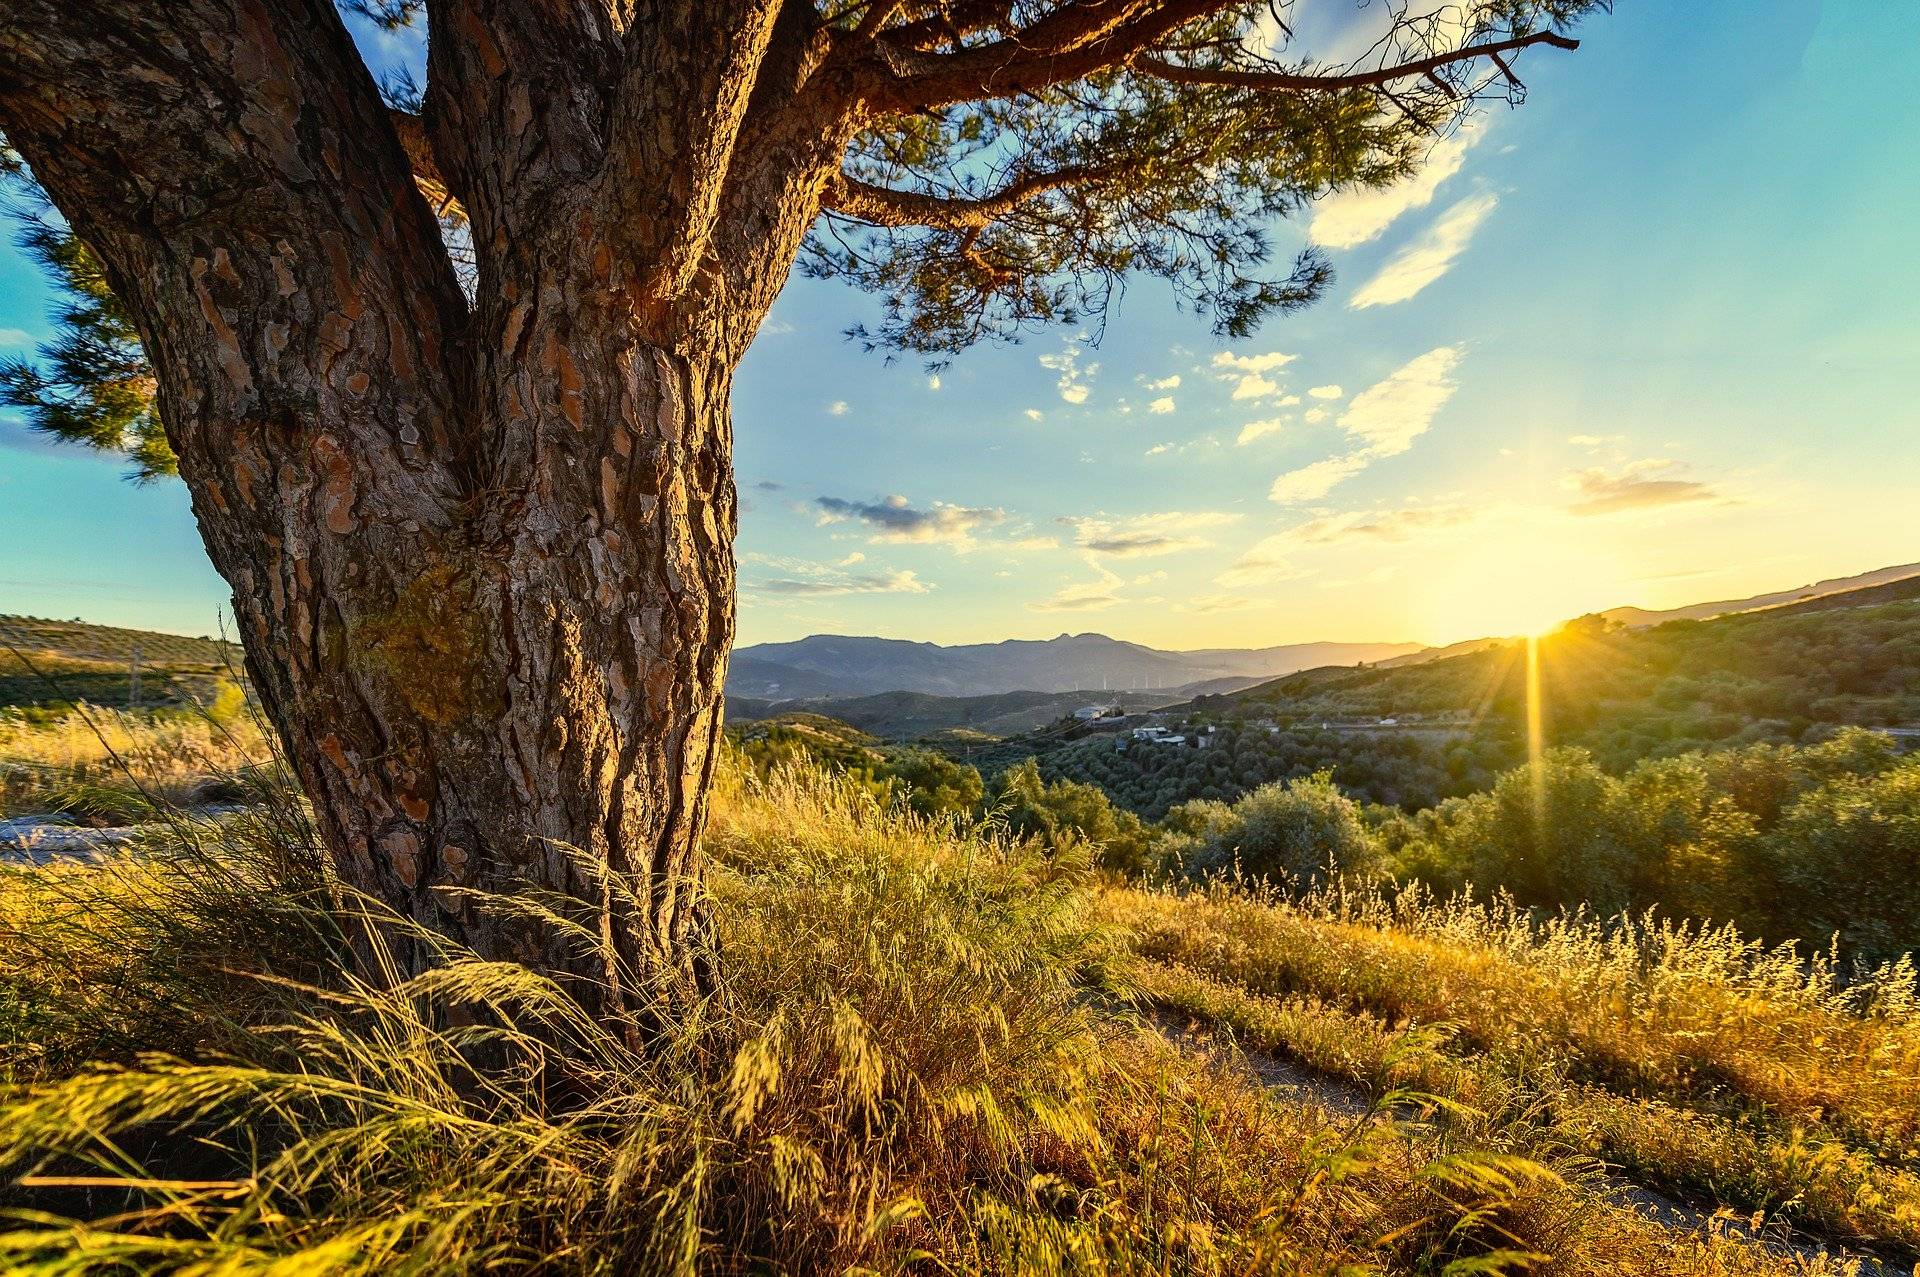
1149 1006 1899 1276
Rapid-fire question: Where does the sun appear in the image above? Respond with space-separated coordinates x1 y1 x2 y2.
1416 530 1629 641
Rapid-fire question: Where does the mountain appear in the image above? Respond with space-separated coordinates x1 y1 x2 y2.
729 687 1202 740
728 632 1425 700
1600 562 1920 628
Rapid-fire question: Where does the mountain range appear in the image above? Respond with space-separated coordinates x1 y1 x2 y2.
728 633 1425 701
734 561 1920 704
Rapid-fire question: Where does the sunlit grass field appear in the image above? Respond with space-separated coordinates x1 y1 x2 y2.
0 713 1907 1273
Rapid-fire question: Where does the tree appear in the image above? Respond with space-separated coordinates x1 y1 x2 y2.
0 1 1598 1024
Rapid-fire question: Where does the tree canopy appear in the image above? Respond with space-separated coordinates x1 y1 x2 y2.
2 0 1603 472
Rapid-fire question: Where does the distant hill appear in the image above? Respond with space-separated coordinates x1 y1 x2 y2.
0 614 242 713
1600 562 1920 628
728 686 1192 740
729 632 1424 700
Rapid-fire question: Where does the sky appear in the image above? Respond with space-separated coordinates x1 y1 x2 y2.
1 1 1915 651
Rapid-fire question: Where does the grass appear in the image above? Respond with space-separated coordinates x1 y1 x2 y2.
0 703 271 820
0 728 1890 1273
1105 881 1920 1256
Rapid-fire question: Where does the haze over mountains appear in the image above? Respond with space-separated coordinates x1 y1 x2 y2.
735 561 1920 703
728 633 1425 700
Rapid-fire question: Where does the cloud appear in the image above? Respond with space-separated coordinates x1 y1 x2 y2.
1236 417 1288 446
1025 408 1044 422
1308 384 1344 400
927 374 942 391
1030 558 1127 612
1180 593 1262 614
838 551 865 566
1284 504 1477 545
814 494 1006 546
1230 373 1279 401
1142 373 1181 390
1309 120 1483 249
1265 349 1460 503
757 568 931 597
1148 396 1175 414
0 328 32 347
1215 534 1313 589
1566 459 1721 516
1061 510 1239 559
758 319 795 335
1144 442 1171 457
1039 339 1098 404
1211 350 1295 374
1351 191 1498 308
1268 453 1371 503
827 400 850 416
1567 433 1623 449
1338 345 1461 458
1304 407 1330 424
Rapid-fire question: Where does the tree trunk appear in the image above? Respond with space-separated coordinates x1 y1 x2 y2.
0 0 832 1024
241 338 738 1021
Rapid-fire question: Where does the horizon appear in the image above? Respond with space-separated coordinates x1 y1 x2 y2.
2 2 1916 649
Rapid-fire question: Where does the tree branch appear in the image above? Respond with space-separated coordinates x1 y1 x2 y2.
821 162 1129 230
856 0 1227 111
1133 28 1578 93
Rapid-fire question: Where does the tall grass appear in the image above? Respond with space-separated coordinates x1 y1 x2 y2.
1108 879 1920 1256
0 704 271 820
0 750 1850 1273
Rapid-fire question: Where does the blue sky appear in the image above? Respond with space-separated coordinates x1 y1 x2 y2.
2 1 1915 649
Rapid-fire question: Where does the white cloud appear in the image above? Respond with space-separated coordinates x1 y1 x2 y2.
1142 373 1181 390
1211 350 1295 374
751 561 931 597
1567 433 1623 449
1230 373 1280 401
1236 417 1288 446
1308 384 1344 400
1309 120 1484 249
1148 396 1175 414
838 551 866 566
1268 453 1371 503
1039 339 1098 404
927 374 942 391
1351 191 1498 309
1030 558 1127 612
1338 345 1462 458
1304 407 1330 424
1144 442 1171 457
1025 408 1044 422
827 400 850 416
0 328 32 347
1061 510 1239 558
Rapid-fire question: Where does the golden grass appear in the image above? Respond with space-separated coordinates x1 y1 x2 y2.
1107 881 1920 1256
0 741 1863 1273
0 704 271 819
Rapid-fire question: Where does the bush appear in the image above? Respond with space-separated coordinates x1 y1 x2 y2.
1179 772 1382 888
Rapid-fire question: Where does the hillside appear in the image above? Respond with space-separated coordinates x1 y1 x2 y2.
3 719 1914 1273
0 614 243 714
728 686 1193 738
730 630 1424 699
1601 561 1920 627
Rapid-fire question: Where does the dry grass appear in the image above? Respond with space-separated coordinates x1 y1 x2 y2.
1106 881 1920 1257
0 703 272 820
0 740 1862 1274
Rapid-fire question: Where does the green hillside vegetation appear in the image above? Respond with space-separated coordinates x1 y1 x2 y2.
1016 593 1920 823
0 615 243 716
732 687 1183 740
3 726 1914 1273
1201 592 1920 765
